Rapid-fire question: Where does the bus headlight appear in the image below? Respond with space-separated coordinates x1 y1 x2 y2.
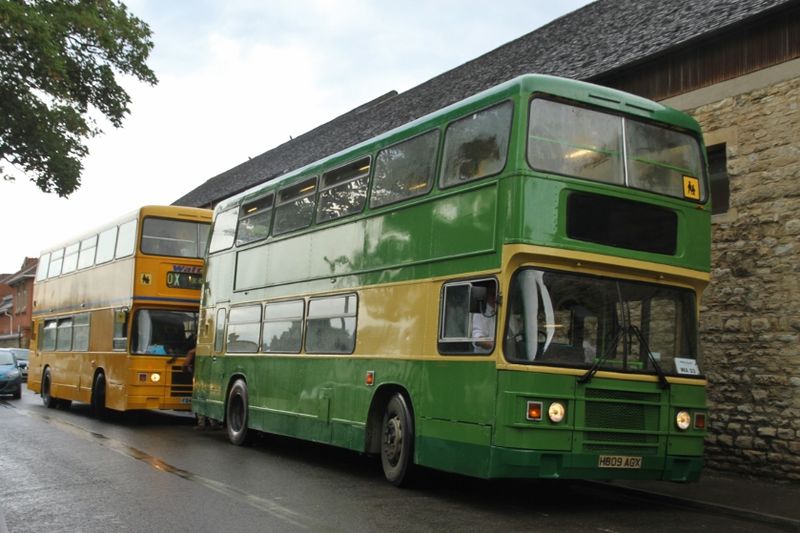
548 402 566 423
676 410 691 430
150 373 161 383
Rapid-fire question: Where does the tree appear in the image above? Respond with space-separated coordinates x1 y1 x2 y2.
0 0 157 196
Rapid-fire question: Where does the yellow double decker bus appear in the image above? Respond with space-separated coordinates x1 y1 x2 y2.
28 206 211 414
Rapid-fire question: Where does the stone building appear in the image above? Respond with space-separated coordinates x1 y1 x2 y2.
174 0 800 481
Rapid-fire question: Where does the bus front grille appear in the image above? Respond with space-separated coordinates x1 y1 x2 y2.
170 366 192 397
581 388 661 454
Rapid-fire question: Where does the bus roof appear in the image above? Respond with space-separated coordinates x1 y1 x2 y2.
216 74 702 212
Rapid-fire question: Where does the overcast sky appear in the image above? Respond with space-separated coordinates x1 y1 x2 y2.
0 0 592 274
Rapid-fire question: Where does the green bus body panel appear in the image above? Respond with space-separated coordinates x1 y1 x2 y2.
193 355 498 446
223 183 499 301
193 353 705 480
506 177 711 272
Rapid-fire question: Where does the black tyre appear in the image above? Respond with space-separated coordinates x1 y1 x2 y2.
42 368 57 409
381 393 415 486
91 373 107 418
12 388 21 400
226 378 251 446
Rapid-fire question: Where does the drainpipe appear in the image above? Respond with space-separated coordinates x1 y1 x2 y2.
2 311 12 337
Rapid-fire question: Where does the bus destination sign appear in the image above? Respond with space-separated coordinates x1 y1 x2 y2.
167 265 203 290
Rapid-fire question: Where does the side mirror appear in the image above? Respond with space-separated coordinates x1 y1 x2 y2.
469 285 488 313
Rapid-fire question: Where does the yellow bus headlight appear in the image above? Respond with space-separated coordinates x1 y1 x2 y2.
150 373 161 383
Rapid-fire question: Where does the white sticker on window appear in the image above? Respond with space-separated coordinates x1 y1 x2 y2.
674 357 700 375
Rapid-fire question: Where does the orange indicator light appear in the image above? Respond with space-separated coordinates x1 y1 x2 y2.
526 401 543 421
365 370 375 386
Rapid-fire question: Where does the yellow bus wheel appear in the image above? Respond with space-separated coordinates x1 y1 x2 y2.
41 368 56 409
91 373 107 418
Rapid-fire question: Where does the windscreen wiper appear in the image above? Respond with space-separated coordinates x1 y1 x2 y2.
628 325 670 389
578 325 624 385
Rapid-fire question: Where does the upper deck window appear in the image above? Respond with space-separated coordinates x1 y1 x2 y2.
317 158 369 223
78 235 97 270
35 253 50 281
61 243 79 275
371 130 439 208
440 101 513 188
208 208 237 254
95 227 117 264
274 177 317 235
47 248 64 278
528 98 706 202
141 217 210 259
236 194 274 246
116 220 137 258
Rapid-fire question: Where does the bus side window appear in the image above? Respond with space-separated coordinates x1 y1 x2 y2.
263 300 304 353
113 308 128 351
305 295 357 354
438 279 498 355
371 129 439 208
236 194 274 246
43 320 57 351
440 102 513 188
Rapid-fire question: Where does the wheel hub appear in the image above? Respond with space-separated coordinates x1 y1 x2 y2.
383 415 403 466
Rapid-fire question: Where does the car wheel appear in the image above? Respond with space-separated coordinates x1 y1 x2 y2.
226 378 251 446
381 393 415 486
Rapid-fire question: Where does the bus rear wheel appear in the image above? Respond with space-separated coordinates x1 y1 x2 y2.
42 368 56 409
226 378 251 446
91 373 107 418
381 393 415 486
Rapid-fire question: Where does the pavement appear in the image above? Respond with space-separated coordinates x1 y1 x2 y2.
609 472 800 530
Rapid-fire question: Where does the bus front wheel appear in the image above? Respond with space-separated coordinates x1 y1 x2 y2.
226 378 251 446
42 368 56 409
381 393 415 486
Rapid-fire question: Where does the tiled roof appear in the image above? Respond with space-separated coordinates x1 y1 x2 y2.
173 0 795 208
3 258 37 287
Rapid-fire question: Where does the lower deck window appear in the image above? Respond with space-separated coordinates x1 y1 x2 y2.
226 305 261 353
305 295 357 354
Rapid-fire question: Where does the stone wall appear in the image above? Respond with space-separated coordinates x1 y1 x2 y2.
689 75 800 481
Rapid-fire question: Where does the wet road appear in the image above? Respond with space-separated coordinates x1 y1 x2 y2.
0 390 786 532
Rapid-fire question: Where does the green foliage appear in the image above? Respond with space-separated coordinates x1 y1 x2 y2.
0 0 157 196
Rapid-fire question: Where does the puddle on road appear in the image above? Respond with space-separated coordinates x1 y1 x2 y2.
15 405 336 532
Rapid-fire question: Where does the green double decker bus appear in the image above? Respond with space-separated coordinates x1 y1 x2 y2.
193 74 710 485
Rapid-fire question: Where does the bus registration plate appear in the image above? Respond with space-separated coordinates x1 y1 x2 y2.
598 455 642 469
